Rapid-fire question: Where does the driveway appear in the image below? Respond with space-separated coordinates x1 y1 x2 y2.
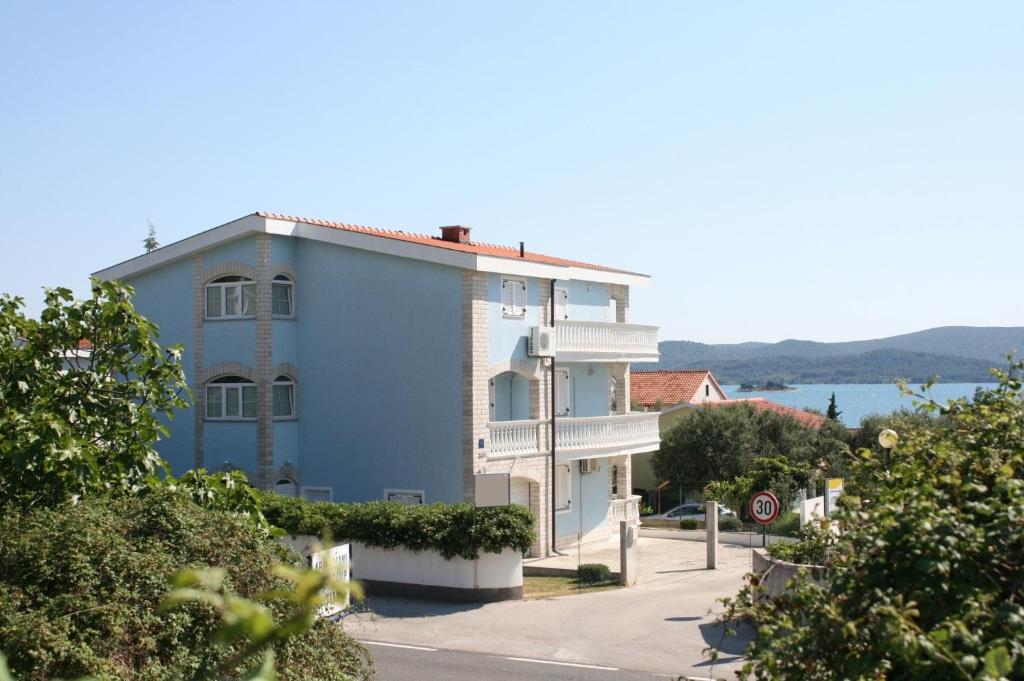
341 537 755 679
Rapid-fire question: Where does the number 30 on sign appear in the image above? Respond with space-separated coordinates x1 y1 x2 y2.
749 491 780 525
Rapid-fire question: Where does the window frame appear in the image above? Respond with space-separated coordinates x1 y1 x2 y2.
205 376 257 421
205 276 256 320
300 486 333 503
271 274 295 318
500 277 527 319
272 375 296 420
384 489 426 505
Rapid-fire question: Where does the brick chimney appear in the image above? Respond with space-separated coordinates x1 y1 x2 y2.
439 225 471 243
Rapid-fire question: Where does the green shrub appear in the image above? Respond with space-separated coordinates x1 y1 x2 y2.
766 520 832 565
719 515 742 531
576 563 612 584
679 518 700 530
720 365 1024 678
0 493 372 681
258 493 535 561
771 510 801 537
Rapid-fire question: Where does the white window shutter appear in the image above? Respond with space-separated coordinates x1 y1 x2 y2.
501 280 512 314
513 281 526 316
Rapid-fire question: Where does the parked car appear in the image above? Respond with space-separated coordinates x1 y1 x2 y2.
649 503 735 521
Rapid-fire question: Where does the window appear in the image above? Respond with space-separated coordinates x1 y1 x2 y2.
555 464 571 511
608 376 618 414
272 274 294 316
611 464 619 497
385 489 425 505
501 277 526 318
301 487 333 503
705 384 710 398
273 375 295 418
206 276 255 319
206 375 257 420
274 479 298 497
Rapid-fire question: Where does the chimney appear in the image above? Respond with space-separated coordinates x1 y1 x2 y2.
439 225 472 243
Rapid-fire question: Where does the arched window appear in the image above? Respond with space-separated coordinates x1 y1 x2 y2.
274 479 298 497
206 375 256 419
206 276 255 319
272 274 294 316
273 375 295 419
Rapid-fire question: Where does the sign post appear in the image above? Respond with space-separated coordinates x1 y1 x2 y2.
824 478 844 516
749 491 780 548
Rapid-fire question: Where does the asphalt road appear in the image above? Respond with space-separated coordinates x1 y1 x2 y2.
365 641 687 681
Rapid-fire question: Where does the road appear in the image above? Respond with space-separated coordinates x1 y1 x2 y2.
365 641 693 681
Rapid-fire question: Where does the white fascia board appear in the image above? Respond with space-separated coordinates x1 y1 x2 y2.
93 213 652 287
475 254 650 287
93 214 265 281
265 218 479 271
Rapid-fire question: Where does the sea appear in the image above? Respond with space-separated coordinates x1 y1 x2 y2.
719 383 999 427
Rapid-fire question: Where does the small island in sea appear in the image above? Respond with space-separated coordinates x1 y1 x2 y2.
738 380 795 392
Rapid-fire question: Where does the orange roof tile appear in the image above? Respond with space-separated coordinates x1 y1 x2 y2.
706 398 826 430
256 212 640 275
630 370 721 407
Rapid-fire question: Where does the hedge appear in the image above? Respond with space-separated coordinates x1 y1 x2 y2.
258 493 536 561
0 493 372 681
577 563 612 584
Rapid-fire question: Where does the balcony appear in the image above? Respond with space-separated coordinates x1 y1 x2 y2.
610 495 642 526
554 320 659 362
488 412 661 462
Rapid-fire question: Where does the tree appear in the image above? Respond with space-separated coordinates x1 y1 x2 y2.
143 219 159 253
825 392 841 421
719 363 1024 678
0 280 189 508
653 403 812 496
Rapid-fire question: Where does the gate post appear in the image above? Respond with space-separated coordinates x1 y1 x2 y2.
706 501 718 569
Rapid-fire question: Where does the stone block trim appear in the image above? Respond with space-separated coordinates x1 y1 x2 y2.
202 261 258 284
204 362 257 382
272 362 298 380
610 284 629 323
192 254 205 469
255 234 274 489
462 271 490 502
488 358 542 380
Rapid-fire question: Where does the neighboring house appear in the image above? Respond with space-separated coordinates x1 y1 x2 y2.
628 369 824 499
93 212 661 557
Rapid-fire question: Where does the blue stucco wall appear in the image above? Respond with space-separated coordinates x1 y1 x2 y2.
557 279 611 322
205 422 258 474
560 363 609 417
556 459 610 540
123 258 196 474
487 273 541 364
203 237 256 269
294 239 464 503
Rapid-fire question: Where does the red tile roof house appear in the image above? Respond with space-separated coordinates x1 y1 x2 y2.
628 369 824 498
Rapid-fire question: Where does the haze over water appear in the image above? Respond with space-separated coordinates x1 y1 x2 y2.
720 383 998 427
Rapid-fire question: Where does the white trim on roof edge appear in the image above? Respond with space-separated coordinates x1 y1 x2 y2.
91 214 651 286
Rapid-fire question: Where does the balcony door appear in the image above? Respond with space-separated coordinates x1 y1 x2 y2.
554 368 572 416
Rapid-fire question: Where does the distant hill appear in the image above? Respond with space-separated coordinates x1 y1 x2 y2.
653 326 1022 384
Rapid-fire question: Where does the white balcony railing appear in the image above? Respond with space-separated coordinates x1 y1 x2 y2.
487 412 661 461
610 495 641 525
555 320 659 362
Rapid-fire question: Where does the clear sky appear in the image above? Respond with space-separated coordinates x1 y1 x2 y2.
1 2 1020 343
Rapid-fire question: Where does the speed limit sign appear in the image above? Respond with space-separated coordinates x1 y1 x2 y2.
749 491 780 525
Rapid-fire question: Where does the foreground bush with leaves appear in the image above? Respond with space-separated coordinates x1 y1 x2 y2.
719 364 1024 679
0 493 372 681
258 493 535 560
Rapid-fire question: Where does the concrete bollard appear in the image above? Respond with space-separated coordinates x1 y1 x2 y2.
706 500 718 569
619 520 639 586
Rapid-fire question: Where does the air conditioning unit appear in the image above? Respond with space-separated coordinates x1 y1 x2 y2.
579 459 599 474
528 326 556 357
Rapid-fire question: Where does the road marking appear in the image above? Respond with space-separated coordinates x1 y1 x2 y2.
504 656 619 671
362 641 438 652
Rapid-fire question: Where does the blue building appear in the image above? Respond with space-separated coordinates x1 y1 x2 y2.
94 212 660 556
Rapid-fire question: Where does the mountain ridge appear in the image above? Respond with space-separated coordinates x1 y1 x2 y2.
652 326 1022 384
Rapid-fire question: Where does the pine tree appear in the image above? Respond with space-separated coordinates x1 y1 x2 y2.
143 219 159 253
826 392 842 421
